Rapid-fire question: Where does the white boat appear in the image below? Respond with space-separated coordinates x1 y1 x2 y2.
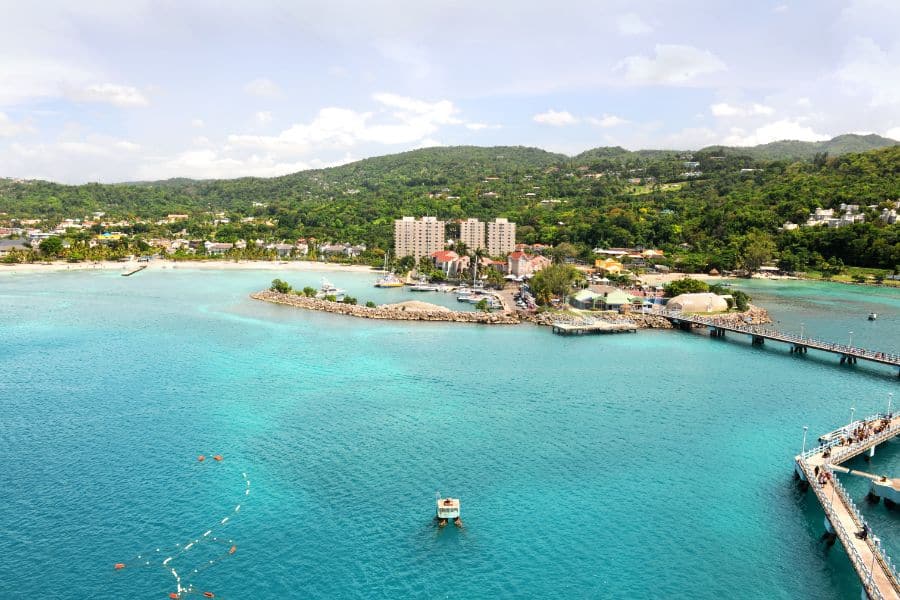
868 312 877 321
315 278 346 300
410 283 440 292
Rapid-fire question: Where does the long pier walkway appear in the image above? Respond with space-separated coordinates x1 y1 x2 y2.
659 310 900 375
795 413 900 599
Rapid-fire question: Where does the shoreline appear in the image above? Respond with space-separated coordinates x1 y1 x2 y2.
0 259 380 274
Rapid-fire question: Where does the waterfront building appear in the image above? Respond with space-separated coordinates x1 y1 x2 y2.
459 218 486 251
507 251 551 278
486 218 516 256
394 217 446 259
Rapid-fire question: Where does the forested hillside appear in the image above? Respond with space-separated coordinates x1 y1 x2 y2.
1 139 898 272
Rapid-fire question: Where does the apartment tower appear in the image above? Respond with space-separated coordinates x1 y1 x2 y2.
394 216 446 259
458 218 486 252
487 218 516 256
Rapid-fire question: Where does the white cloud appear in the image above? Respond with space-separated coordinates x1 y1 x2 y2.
255 111 273 124
836 37 900 107
616 44 726 85
710 102 775 117
68 83 149 107
616 13 652 35
0 112 34 137
587 114 629 127
243 78 282 98
722 119 830 146
885 127 900 140
533 109 578 126
464 122 501 131
228 93 465 153
774 4 789 13
191 118 205 128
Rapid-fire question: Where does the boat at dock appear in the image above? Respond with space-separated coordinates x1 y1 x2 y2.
374 252 405 288
374 273 405 288
869 312 877 321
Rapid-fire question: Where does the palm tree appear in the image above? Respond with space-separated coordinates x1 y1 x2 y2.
470 247 487 283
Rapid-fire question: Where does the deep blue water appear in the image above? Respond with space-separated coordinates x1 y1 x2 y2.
1 269 898 599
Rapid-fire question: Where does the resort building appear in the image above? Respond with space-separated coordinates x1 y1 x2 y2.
594 258 624 275
507 251 551 278
486 218 516 256
459 218 486 252
394 217 446 259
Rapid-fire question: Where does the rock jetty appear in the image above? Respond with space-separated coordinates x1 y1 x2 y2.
251 290 521 324
252 290 771 329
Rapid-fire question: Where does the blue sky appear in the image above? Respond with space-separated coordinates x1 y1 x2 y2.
1 0 898 183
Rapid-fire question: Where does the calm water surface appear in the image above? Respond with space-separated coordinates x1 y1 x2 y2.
1 269 898 599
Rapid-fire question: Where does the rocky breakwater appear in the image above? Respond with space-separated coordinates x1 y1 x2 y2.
519 305 771 329
251 290 521 324
702 304 772 326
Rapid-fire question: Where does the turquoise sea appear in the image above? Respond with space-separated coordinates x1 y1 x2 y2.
1 269 898 599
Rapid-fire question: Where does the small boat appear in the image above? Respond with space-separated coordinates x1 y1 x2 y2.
868 312 877 321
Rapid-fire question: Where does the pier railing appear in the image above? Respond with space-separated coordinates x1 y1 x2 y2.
658 309 900 364
800 458 898 599
800 412 897 463
828 468 900 592
829 419 900 465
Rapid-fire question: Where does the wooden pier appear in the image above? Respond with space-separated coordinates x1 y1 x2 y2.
659 310 900 376
551 320 637 336
795 413 900 599
121 264 147 277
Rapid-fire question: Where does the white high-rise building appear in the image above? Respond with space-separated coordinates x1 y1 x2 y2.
394 216 446 259
458 218 486 252
486 218 516 256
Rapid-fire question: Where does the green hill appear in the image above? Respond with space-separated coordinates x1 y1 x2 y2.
698 133 898 161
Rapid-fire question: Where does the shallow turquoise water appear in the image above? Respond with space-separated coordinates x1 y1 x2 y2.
0 270 897 599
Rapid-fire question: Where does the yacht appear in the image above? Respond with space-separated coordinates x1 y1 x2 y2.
868 312 877 321
374 253 405 288
374 272 405 288
315 278 346 300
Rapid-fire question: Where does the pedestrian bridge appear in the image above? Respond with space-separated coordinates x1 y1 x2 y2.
659 310 900 376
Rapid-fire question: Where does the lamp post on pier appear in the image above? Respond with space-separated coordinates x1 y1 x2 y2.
801 425 809 454
867 535 880 591
888 392 894 417
800 322 805 340
850 406 856 428
849 330 854 349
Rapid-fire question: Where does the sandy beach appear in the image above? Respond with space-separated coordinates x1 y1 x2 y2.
0 259 380 275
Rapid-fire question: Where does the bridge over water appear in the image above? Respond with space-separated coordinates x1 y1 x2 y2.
658 310 900 376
